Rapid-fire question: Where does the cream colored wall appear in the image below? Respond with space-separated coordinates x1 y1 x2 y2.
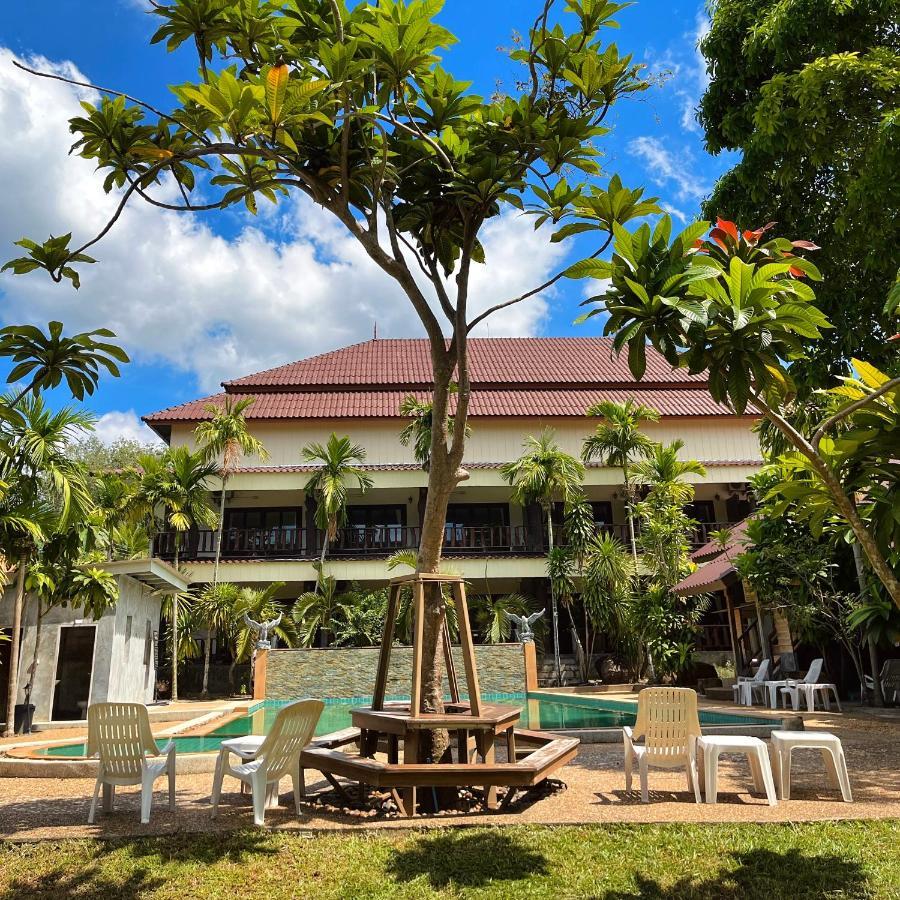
170 415 761 480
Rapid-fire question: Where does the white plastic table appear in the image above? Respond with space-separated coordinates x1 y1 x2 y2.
695 734 777 805
769 730 852 802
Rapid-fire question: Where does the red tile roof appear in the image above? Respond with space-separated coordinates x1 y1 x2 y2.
224 338 705 390
145 387 746 424
675 518 752 595
145 338 760 431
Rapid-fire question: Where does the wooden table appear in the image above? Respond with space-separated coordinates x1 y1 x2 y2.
352 701 522 814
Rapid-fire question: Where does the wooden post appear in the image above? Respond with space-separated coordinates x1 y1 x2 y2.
523 641 538 693
253 648 268 700
372 583 401 712
442 622 460 704
410 579 425 718
452 581 482 716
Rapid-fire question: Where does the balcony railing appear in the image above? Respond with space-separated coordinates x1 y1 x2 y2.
152 520 737 563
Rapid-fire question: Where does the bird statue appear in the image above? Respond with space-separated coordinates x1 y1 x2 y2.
243 611 282 650
507 609 545 643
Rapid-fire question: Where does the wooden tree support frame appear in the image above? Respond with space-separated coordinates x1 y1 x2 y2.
372 573 480 716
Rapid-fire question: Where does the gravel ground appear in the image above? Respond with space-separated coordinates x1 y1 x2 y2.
0 707 897 840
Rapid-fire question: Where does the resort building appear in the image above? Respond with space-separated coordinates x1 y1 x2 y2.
144 337 760 665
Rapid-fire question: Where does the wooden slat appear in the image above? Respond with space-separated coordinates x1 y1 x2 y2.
390 573 464 585
410 580 425 718
442 621 460 703
372 583 401 712
452 581 483 716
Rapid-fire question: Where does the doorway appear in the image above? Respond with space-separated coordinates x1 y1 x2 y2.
51 626 96 721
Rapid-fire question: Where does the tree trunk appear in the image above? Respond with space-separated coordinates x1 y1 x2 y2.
22 599 46 711
546 511 563 687
201 628 213 697
755 396 900 608
212 474 227 586
852 541 884 706
171 545 180 703
2 563 26 737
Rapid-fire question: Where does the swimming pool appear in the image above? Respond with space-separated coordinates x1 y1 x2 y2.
35 693 773 758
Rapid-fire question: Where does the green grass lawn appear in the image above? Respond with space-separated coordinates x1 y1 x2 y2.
1 820 898 899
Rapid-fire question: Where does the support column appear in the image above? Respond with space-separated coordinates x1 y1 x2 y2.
253 649 268 700
523 641 538 692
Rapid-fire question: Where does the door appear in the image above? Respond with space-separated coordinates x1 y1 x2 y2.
51 626 96 721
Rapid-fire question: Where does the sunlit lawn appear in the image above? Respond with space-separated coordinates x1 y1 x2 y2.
2 820 898 899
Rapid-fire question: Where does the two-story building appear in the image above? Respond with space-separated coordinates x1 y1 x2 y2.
144 337 760 611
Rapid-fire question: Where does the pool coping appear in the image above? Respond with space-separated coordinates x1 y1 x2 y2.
1 692 802 778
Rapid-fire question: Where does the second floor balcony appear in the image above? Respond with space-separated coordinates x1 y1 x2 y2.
152 519 736 563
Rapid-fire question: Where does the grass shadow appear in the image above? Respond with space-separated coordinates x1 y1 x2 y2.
389 828 549 889
601 847 872 900
0 861 166 900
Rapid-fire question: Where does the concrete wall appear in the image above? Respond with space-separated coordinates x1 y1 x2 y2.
0 574 162 721
265 643 528 700
170 416 761 475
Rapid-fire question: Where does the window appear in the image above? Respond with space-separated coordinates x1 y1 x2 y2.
686 501 716 524
590 501 613 525
343 505 407 550
223 508 301 554
446 504 509 528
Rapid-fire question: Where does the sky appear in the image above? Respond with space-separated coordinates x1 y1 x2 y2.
0 0 738 445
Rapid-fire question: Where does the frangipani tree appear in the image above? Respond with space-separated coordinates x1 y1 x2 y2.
7 0 658 754
573 216 900 607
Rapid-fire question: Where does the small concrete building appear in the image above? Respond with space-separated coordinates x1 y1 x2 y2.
0 559 187 725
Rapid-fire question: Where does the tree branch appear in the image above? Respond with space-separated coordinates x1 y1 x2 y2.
466 231 612 333
811 376 900 450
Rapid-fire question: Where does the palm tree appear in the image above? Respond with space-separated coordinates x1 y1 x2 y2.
160 446 219 701
0 321 129 408
399 387 469 470
292 570 345 647
581 399 660 561
195 397 268 584
194 581 241 694
194 397 268 695
631 439 707 507
472 593 539 644
231 582 297 693
0 396 93 735
302 434 373 578
501 429 585 686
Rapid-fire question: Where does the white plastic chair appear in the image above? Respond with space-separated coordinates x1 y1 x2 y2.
731 658 771 706
778 659 838 711
86 702 176 825
211 699 324 826
623 687 702 803
865 659 900 704
765 658 823 709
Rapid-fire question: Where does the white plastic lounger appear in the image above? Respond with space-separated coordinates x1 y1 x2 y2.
86 702 176 825
732 658 771 706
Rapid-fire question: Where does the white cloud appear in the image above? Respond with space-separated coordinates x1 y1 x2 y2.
628 136 709 202
0 49 565 393
93 409 163 445
661 202 688 223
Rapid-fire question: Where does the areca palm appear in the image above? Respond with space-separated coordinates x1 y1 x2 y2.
195 397 268 694
194 581 241 694
0 396 93 735
472 593 538 644
0 321 129 408
231 583 297 694
632 440 707 507
159 446 219 701
302 434 373 577
502 429 585 686
195 397 268 585
581 399 659 561
292 570 345 647
399 388 469 471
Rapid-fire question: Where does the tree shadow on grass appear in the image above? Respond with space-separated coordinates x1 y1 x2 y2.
0 863 165 900
0 830 279 900
389 828 549 889
601 848 872 900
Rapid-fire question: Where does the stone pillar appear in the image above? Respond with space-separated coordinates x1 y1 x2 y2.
253 649 268 700
523 641 538 693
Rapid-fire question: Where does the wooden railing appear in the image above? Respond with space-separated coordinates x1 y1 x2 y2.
152 520 739 562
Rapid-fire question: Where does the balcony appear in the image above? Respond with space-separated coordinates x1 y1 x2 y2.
152 520 737 563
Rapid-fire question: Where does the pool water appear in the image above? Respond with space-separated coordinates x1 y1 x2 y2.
36 693 772 758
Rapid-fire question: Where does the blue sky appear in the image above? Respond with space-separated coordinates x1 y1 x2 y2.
0 0 737 443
